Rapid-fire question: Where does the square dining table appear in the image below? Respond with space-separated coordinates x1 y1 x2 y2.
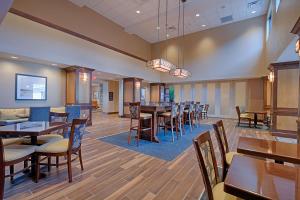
224 155 300 200
0 121 67 179
237 137 300 164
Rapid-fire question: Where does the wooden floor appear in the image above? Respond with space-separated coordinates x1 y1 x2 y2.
5 112 276 200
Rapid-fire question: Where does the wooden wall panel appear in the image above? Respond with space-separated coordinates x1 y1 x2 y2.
277 68 299 108
235 82 247 112
174 85 181 103
277 116 298 131
207 83 215 115
183 84 192 101
220 82 230 116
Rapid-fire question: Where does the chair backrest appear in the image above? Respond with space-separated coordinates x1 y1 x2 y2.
235 106 241 119
129 102 141 120
171 103 178 118
204 104 209 112
189 102 194 113
213 120 229 180
195 103 202 114
68 118 87 150
178 103 185 117
193 131 220 200
29 107 50 121
50 112 69 123
66 105 81 123
0 139 3 200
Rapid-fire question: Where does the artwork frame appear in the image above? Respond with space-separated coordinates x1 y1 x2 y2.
15 73 47 101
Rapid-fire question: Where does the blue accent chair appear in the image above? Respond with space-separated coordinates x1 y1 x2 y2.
65 105 81 138
29 107 50 122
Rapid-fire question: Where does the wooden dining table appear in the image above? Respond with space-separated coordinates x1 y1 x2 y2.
224 155 300 200
237 137 300 164
0 121 67 179
140 103 171 143
245 110 267 128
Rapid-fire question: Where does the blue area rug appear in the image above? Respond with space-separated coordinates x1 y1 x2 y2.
99 124 212 161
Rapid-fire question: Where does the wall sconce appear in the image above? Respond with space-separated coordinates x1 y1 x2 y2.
135 81 141 88
268 71 274 83
81 72 88 82
296 39 299 55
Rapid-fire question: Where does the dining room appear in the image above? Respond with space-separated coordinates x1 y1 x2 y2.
0 0 299 199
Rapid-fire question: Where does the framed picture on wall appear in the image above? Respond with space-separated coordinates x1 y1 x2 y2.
15 73 47 100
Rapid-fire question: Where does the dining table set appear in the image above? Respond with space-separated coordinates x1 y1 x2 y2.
224 136 300 199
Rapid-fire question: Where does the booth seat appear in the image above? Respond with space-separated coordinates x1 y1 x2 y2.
0 107 67 126
0 108 29 126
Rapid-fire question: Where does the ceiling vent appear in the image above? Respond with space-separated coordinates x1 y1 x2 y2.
248 0 261 8
220 15 233 23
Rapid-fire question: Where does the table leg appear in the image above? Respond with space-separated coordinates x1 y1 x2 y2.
29 136 46 180
152 111 159 143
254 113 258 128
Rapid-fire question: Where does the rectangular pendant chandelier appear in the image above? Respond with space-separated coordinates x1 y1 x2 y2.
147 58 176 72
170 68 191 78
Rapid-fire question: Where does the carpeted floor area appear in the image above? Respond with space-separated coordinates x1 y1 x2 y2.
99 124 212 161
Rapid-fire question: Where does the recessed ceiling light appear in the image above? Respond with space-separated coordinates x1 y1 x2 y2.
202 24 206 27
136 10 141 14
251 10 256 14
51 63 58 66
11 56 18 59
196 13 200 17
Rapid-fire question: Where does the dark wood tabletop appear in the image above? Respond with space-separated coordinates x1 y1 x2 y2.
237 137 300 164
0 121 67 137
224 155 300 200
245 110 267 114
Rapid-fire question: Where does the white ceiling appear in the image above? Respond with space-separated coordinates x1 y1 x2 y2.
69 0 269 43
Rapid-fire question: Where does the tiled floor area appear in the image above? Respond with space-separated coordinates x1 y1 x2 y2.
5 112 274 200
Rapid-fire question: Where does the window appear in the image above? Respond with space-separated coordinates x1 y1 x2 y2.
266 3 273 40
275 0 281 12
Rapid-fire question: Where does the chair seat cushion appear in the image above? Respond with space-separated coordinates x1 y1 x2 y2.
140 113 152 119
212 182 238 200
240 113 250 118
160 112 171 117
2 138 23 146
37 134 64 144
4 145 36 162
226 152 238 165
36 139 69 153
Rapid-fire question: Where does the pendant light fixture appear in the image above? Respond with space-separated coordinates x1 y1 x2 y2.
170 0 191 78
147 0 176 73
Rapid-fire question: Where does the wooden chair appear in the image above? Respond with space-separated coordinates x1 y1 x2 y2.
128 102 152 146
235 106 252 127
184 102 195 132
212 120 238 181
35 118 87 183
157 103 179 142
193 131 237 200
194 103 202 127
0 138 36 199
178 103 186 136
201 104 209 119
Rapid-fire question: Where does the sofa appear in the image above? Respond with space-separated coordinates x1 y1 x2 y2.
0 107 66 126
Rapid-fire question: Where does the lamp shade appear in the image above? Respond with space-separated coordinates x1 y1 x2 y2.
170 68 191 78
147 58 176 72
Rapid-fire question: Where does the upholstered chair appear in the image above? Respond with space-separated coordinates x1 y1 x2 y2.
235 106 252 127
177 103 186 136
0 138 36 199
157 103 179 142
184 102 195 132
193 131 237 200
128 102 152 146
35 118 87 183
213 120 238 181
29 107 50 122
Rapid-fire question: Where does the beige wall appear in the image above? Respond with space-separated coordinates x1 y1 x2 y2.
0 13 160 82
266 0 300 64
0 0 13 24
102 80 119 113
0 58 66 108
12 0 151 61
169 78 264 118
152 16 268 83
